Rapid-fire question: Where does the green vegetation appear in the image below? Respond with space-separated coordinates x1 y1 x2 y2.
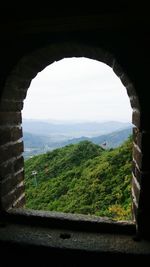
25 137 132 221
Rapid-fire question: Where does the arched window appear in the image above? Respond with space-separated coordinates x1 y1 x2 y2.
0 43 141 236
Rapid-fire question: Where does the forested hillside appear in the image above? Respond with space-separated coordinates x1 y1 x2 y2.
25 137 132 221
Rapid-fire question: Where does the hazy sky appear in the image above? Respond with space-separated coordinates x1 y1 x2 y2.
22 57 132 123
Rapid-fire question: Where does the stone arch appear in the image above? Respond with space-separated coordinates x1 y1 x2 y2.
0 42 141 230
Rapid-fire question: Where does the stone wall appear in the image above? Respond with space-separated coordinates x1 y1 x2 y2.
0 7 150 239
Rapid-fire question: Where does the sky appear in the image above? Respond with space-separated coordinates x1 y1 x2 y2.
22 57 132 123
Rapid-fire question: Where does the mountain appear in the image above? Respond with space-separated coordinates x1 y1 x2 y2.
91 127 132 148
23 132 69 158
23 127 132 159
23 132 68 149
25 137 132 221
62 127 132 148
22 119 131 137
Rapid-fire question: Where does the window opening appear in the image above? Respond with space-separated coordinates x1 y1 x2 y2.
22 57 133 221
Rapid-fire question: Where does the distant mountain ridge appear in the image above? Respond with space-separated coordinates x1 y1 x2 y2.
23 119 132 137
23 126 132 159
62 127 132 148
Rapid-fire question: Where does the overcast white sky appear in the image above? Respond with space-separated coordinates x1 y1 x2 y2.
22 57 132 123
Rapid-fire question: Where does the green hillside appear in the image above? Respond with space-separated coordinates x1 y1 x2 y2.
25 137 132 221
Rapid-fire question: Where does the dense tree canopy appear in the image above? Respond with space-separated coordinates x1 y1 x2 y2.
25 137 132 221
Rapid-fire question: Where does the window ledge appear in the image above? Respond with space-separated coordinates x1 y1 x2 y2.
2 208 135 234
0 208 150 257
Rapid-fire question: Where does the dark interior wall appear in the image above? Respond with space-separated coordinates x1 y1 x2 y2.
0 5 150 259
1 6 149 108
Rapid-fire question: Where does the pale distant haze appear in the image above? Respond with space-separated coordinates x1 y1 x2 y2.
22 57 132 123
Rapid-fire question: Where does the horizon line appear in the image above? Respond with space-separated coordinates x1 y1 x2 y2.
22 117 131 124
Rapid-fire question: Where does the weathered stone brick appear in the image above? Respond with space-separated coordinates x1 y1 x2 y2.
1 184 25 210
0 161 14 179
120 72 131 87
0 100 23 112
132 162 141 184
112 60 124 77
133 127 140 146
133 129 150 155
130 95 140 110
132 176 140 203
0 157 24 181
0 171 24 196
14 156 24 173
133 144 142 170
11 127 23 142
5 74 31 90
13 61 38 80
132 109 141 129
132 200 139 221
2 89 27 101
0 112 21 125
0 129 10 146
0 127 22 146
12 194 25 208
0 142 23 164
126 83 137 98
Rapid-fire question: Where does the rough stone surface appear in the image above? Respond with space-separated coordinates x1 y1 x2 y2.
0 4 150 245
